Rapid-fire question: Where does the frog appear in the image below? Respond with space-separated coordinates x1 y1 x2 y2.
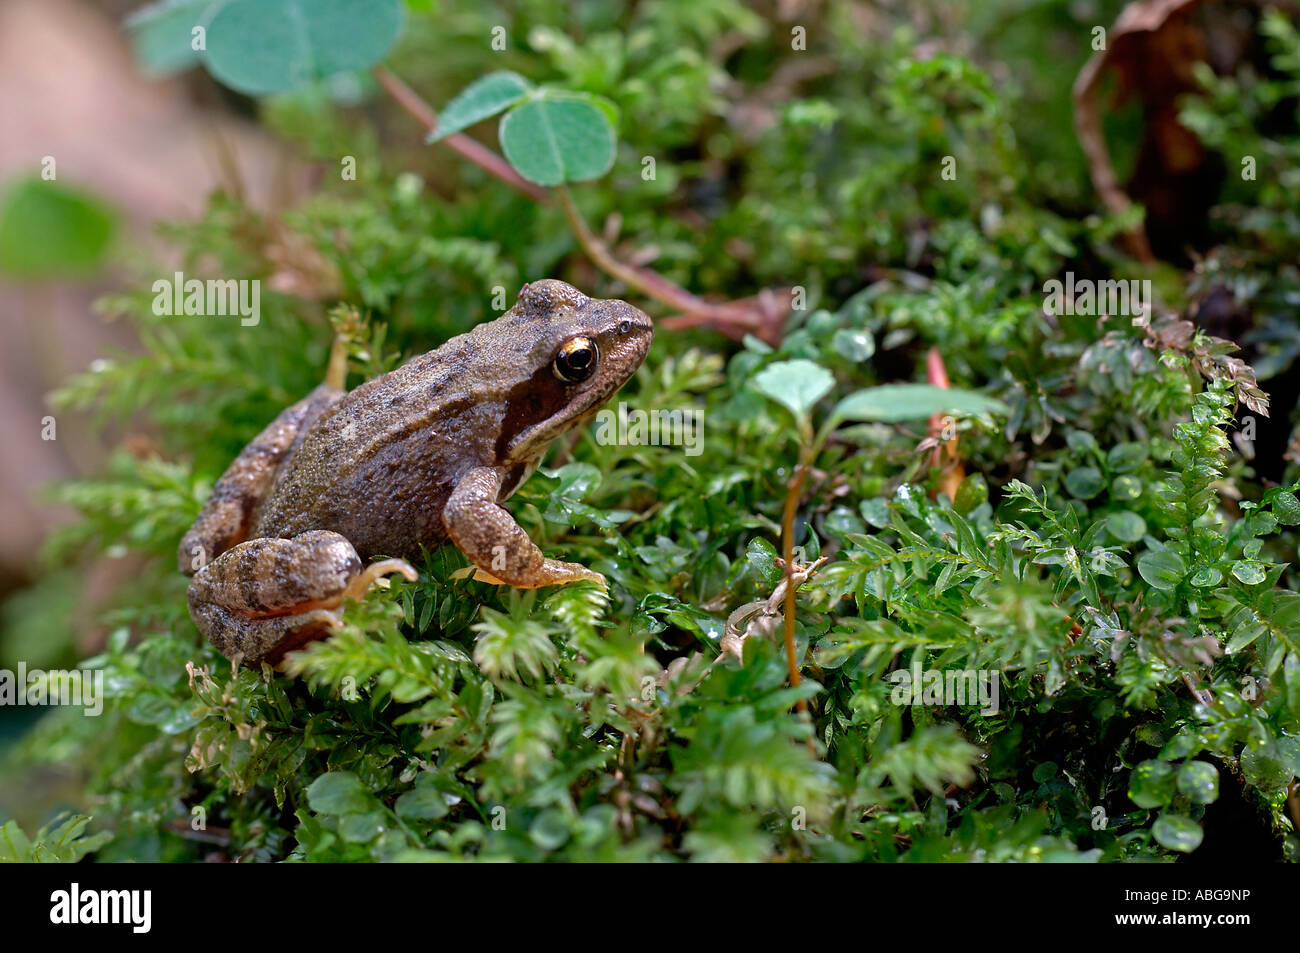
178 279 653 666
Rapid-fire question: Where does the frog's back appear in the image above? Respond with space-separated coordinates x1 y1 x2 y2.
251 331 504 559
247 280 645 560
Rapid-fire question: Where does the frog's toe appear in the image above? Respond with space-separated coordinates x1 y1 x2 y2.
465 566 508 585
549 561 607 588
468 558 606 589
341 558 418 601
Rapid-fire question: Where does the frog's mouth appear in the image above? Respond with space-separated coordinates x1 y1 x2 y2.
496 369 614 463
499 399 604 465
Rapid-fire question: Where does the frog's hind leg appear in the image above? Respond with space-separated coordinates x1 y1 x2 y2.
186 530 416 666
189 603 344 669
178 384 344 576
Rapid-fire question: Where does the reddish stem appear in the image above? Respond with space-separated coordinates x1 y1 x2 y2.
781 456 811 713
371 64 793 343
926 347 965 500
371 65 549 202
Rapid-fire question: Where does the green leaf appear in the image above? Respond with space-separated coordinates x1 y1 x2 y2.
1032 762 1058 783
203 0 405 95
1106 511 1147 543
1281 736 1300 777
744 537 782 587
1177 761 1219 804
0 178 116 280
0 820 32 862
1240 742 1293 794
338 811 385 843
953 474 988 514
427 71 534 142
827 383 1009 427
499 95 617 186
1231 560 1268 585
751 359 834 420
530 810 571 850
1110 475 1143 501
125 0 228 76
1225 621 1265 654
1067 430 1099 455
472 607 559 682
0 814 110 863
832 328 875 362
395 785 449 821
1105 442 1148 473
1152 813 1203 853
306 771 372 815
1273 491 1300 525
1128 760 1176 808
1136 550 1186 590
1064 467 1104 500
49 818 111 861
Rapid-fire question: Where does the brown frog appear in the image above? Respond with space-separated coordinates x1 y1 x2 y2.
179 279 653 666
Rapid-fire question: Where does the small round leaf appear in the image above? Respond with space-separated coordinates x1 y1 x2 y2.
1110 475 1143 501
499 95 617 186
1231 560 1267 585
1176 761 1219 804
1129 759 1176 808
126 0 226 76
1105 442 1148 473
306 771 372 815
1136 551 1186 591
1189 566 1223 587
832 328 875 362
1152 813 1203 853
1273 491 1300 525
1064 467 1105 499
1106 511 1146 543
204 0 405 95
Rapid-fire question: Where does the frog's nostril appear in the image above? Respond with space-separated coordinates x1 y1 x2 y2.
617 319 631 335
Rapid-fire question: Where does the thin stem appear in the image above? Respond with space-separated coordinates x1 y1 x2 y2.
926 346 965 500
324 331 349 390
780 451 813 714
555 186 713 313
371 63 793 343
371 65 549 202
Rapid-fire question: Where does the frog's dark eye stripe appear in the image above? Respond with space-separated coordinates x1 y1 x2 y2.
553 336 598 383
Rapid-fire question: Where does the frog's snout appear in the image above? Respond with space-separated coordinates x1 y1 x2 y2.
607 299 654 356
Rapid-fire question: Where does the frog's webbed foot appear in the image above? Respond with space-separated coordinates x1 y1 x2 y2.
468 561 605 588
445 467 608 589
186 530 416 666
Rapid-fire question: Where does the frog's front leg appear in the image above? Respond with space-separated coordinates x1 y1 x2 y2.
444 467 606 588
187 530 416 665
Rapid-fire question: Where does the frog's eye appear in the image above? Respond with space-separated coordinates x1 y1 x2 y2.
553 336 598 383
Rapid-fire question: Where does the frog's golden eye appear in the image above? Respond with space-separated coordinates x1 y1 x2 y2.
553 336 599 384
